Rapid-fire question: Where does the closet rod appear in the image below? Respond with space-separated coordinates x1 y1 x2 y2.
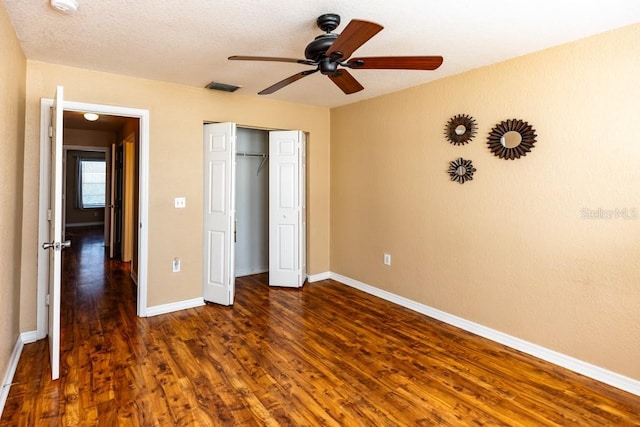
236 152 268 175
236 152 267 158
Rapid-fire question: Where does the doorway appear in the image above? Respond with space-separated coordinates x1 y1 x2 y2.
202 123 307 305
37 98 151 342
61 112 139 267
235 127 269 278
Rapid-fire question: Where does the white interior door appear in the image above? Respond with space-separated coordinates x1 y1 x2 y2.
203 122 236 305
44 86 67 380
269 131 306 287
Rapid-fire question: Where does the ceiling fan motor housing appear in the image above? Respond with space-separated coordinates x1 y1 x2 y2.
305 14 342 62
304 34 338 61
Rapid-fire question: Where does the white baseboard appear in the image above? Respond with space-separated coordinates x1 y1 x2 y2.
130 270 138 286
308 271 331 282
0 334 27 418
146 297 205 317
20 331 38 344
330 272 640 397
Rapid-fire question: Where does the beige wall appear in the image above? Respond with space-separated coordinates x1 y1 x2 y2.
64 127 116 148
330 23 640 380
20 62 330 329
0 2 26 381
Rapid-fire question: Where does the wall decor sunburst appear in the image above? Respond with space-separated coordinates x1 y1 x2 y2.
444 114 477 146
487 118 537 160
448 157 476 184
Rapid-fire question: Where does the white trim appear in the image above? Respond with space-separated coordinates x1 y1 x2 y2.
37 99 53 340
38 99 150 343
64 145 109 153
329 272 640 397
0 335 25 418
146 297 205 317
308 271 331 282
137 107 150 317
66 222 105 228
20 331 38 344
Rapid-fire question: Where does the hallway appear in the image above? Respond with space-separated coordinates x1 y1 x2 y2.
2 226 139 424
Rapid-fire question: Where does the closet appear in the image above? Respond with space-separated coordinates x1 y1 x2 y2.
203 122 306 305
235 127 269 277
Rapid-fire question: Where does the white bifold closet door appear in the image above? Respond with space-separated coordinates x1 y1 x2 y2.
268 130 306 288
203 123 306 306
203 122 236 305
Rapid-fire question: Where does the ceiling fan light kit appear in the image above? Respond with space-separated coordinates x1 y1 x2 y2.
229 13 443 95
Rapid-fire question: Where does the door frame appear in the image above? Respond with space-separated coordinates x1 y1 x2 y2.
37 98 150 339
62 145 110 237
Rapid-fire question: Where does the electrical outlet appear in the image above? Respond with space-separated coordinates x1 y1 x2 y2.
172 257 181 272
174 197 186 208
384 253 391 266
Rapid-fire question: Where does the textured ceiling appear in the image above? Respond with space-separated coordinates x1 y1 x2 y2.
4 0 640 108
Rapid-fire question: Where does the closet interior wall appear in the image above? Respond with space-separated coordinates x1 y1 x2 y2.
235 127 269 277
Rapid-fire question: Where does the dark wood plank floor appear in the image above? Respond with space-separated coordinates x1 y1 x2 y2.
2 227 640 426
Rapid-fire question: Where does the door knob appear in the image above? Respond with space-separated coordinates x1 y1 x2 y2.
42 240 72 250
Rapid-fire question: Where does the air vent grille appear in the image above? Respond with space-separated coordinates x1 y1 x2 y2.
205 82 241 92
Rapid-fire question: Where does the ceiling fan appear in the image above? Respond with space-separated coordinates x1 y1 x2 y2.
229 13 443 95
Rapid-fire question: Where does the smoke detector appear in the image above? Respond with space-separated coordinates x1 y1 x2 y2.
51 0 79 14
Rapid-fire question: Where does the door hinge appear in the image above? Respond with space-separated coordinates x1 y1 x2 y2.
48 126 53 138
45 294 50 306
47 209 52 221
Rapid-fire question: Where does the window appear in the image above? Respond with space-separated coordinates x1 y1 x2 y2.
79 159 106 208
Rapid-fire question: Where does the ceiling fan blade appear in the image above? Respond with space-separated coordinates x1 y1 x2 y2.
229 55 316 66
328 69 364 94
347 56 444 70
325 20 383 60
258 69 318 95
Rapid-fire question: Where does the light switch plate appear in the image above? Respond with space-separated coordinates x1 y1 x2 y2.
174 197 186 208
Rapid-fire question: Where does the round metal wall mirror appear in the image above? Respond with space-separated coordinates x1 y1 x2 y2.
447 157 476 184
445 114 477 146
487 119 537 160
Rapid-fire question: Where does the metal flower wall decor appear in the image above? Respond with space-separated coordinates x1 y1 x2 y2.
444 114 478 146
487 118 537 160
448 157 476 184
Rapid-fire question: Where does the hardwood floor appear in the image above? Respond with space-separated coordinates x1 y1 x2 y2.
2 228 639 426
